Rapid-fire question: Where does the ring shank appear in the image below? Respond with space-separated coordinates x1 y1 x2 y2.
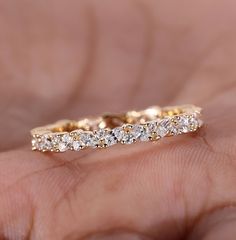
31 105 201 137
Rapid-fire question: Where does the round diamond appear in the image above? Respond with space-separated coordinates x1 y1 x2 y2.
144 121 158 140
31 138 38 149
56 133 73 152
136 121 159 141
132 125 149 142
113 127 125 141
44 138 53 150
79 132 97 148
92 130 105 147
32 138 43 150
147 121 157 133
51 135 60 148
119 125 138 144
104 133 117 146
177 116 190 133
132 125 143 138
73 141 82 151
62 134 73 144
172 115 199 134
58 142 67 152
35 135 54 151
188 115 199 131
157 118 171 137
95 129 117 147
140 132 150 141
122 134 135 144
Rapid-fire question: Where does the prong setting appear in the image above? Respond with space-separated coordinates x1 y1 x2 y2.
31 105 203 152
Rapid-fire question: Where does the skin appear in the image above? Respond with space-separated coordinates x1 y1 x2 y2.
0 0 236 239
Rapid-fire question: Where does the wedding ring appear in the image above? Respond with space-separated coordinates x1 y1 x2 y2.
31 104 203 152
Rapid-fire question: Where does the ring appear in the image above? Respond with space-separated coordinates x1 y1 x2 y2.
31 104 203 152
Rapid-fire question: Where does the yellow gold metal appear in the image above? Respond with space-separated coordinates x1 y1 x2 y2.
31 105 200 136
31 104 203 152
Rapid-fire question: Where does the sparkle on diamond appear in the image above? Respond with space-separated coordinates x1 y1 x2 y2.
73 141 82 151
156 118 171 137
98 130 117 147
32 112 201 152
79 132 97 148
56 133 73 152
34 135 54 151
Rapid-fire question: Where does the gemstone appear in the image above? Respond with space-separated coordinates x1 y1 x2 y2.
44 138 53 149
51 135 60 148
61 134 73 144
104 133 117 146
133 124 149 141
143 121 158 140
31 138 37 149
73 141 82 151
58 142 68 152
132 125 143 138
122 132 135 144
34 135 53 151
96 129 117 147
157 118 171 137
188 115 199 131
113 127 125 141
177 115 190 133
146 121 157 133
92 129 106 147
118 125 139 144
57 133 73 152
79 132 97 147
32 138 44 150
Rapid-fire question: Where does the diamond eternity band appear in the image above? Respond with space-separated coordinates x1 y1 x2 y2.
31 104 203 153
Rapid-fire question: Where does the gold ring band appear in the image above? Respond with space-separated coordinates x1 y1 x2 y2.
31 104 203 152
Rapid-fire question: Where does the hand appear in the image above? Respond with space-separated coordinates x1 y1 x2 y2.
0 1 236 239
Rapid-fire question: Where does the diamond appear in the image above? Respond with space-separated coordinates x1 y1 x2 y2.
44 137 53 149
144 121 158 140
58 142 67 152
56 133 73 152
135 121 159 141
147 121 157 133
113 127 125 141
92 129 105 147
73 141 82 151
119 125 138 144
30 104 203 152
51 135 60 148
122 134 135 144
31 138 37 149
132 125 143 138
32 137 43 150
171 114 199 134
156 118 171 137
34 135 54 151
79 132 97 148
113 125 135 144
132 124 150 142
94 129 117 147
104 133 117 146
62 134 73 144
188 115 199 131
177 115 190 133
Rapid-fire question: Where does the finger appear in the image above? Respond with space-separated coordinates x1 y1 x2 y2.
1 0 236 150
188 207 236 240
0 95 236 239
